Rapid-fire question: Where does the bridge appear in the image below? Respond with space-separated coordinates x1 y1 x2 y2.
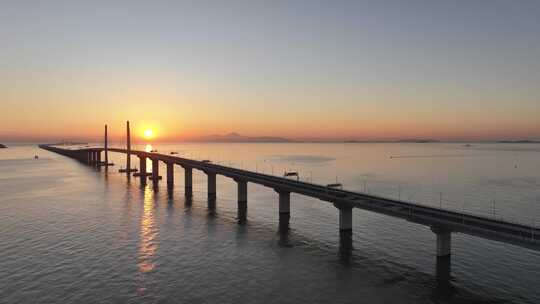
38 123 540 279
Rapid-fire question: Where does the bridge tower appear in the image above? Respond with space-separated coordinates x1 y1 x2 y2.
126 121 131 174
104 124 108 169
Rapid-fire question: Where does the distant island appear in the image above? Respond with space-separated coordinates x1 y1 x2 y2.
343 139 442 144
188 134 444 143
190 132 289 143
0 144 7 148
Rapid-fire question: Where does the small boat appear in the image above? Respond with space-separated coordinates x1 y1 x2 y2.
150 149 158 152
170 151 179 155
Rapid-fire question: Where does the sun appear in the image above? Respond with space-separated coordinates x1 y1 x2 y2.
143 129 154 139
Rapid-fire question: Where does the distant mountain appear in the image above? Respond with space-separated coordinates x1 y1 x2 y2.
190 132 289 143
0 144 7 148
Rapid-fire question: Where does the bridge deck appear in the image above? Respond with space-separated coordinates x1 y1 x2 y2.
39 144 540 252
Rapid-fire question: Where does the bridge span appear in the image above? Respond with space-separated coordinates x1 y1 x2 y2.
39 143 540 253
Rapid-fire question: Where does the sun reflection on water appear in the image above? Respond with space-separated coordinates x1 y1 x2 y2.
138 185 158 274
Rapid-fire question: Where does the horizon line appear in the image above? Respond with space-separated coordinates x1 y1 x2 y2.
3 139 540 144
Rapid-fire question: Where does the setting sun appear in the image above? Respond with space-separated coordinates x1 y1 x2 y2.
143 129 154 139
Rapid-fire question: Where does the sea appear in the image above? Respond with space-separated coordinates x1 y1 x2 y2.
1 142 539 303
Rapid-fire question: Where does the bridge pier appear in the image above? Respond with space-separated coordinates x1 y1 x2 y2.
87 151 93 166
206 172 217 202
334 202 353 252
237 180 248 224
151 158 159 183
431 226 452 258
183 166 193 198
277 190 290 233
436 253 451 296
139 156 147 184
432 226 452 294
91 151 98 166
166 162 174 189
95 151 101 167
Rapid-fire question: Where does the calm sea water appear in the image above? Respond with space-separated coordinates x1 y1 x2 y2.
1 143 539 303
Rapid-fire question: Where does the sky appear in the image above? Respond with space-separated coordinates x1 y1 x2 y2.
1 0 539 142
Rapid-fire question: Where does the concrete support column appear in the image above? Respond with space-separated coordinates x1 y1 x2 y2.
139 156 147 184
278 190 291 232
431 227 452 258
334 202 353 252
339 206 353 231
431 226 452 292
88 151 93 165
207 172 216 201
334 203 353 253
237 180 248 224
96 151 101 166
184 167 193 198
151 158 159 182
166 162 174 189
436 254 451 294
